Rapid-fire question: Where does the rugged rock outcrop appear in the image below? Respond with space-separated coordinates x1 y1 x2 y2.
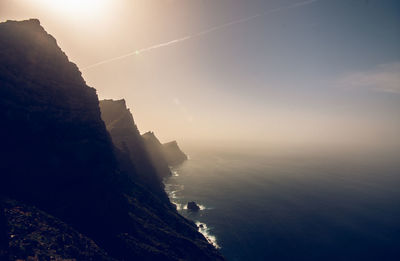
163 140 188 166
0 19 224 260
142 131 173 178
187 202 200 212
99 99 166 196
4 200 114 261
142 132 188 177
0 200 7 259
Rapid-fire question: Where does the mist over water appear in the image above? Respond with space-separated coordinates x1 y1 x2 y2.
165 145 400 261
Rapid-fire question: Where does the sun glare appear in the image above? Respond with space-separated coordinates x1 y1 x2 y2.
35 0 110 18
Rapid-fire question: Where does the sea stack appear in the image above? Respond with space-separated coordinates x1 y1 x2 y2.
187 202 200 211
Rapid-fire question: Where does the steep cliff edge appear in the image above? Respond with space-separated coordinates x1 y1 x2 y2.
99 99 166 197
142 132 188 177
0 19 224 260
142 131 173 178
163 140 188 166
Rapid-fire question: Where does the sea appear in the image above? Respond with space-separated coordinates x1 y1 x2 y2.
164 144 400 261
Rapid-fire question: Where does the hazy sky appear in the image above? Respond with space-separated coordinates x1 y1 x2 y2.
1 0 399 147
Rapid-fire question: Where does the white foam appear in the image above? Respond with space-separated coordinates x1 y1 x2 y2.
172 170 179 177
195 221 220 249
179 203 207 211
173 202 183 210
198 204 207 210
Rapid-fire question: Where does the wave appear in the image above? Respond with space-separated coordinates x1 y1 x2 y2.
172 202 209 211
172 170 179 177
196 221 220 249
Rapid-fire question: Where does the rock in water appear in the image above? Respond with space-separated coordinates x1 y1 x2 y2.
187 202 200 211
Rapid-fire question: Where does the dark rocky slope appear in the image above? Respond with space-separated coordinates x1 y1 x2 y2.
0 201 7 259
163 140 188 166
142 131 174 178
4 200 114 261
0 19 224 260
99 99 166 196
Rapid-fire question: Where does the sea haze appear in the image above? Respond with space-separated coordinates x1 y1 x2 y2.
164 145 400 261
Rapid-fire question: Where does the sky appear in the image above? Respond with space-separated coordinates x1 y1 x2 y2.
1 0 399 148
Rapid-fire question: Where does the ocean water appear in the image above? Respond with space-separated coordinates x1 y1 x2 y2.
164 146 400 261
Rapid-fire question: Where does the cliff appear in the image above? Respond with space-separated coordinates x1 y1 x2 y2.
99 99 166 197
163 140 188 166
0 19 224 260
142 131 173 178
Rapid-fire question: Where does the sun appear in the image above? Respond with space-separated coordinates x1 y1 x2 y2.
36 0 110 18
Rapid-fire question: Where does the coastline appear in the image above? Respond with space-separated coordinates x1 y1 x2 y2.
164 165 221 250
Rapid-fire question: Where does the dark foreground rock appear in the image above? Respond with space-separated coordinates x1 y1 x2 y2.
0 19 224 261
0 199 8 259
4 200 114 261
187 202 201 212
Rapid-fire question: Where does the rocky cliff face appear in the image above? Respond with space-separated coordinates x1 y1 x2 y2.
142 131 173 178
0 201 7 259
99 99 166 197
0 19 224 261
163 140 188 166
4 200 114 261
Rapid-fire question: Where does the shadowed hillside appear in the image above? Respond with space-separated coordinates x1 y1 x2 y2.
163 140 188 166
0 19 224 261
0 200 7 260
4 200 114 261
142 131 174 179
99 99 166 196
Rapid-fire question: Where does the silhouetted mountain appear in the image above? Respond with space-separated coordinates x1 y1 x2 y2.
99 99 166 196
163 140 188 166
0 19 224 260
142 131 173 178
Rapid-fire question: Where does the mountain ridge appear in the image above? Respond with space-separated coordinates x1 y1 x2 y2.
0 19 224 261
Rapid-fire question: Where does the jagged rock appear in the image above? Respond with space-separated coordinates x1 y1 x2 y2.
163 140 188 166
4 200 114 261
142 131 172 178
0 19 224 261
187 202 200 212
99 99 166 196
142 132 188 177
